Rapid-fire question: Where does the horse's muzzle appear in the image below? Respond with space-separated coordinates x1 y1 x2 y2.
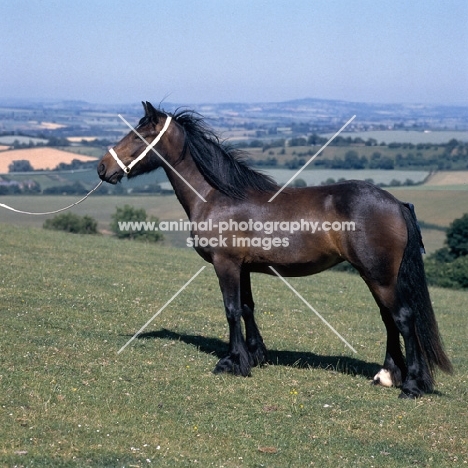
97 161 122 184
97 162 106 178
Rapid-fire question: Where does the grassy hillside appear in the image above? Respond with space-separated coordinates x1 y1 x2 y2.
0 224 467 466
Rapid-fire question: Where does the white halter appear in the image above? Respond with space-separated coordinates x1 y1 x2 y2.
109 115 172 174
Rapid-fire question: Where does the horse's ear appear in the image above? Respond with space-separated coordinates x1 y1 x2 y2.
142 101 158 122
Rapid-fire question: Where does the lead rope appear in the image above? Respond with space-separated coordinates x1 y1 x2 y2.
0 180 103 215
1 115 171 216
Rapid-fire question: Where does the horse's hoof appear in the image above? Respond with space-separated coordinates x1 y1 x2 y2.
249 347 268 368
213 356 251 377
213 360 238 375
372 369 393 387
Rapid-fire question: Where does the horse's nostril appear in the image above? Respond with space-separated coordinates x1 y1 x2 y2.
98 163 106 176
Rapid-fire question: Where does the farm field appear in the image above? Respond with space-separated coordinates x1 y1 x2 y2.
0 136 48 146
425 171 468 187
387 188 468 227
247 143 446 165
0 147 97 173
321 130 468 145
262 168 430 186
0 224 467 467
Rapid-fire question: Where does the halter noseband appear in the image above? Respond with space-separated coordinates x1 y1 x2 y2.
109 115 172 174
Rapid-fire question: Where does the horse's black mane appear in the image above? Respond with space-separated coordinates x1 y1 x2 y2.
142 108 278 200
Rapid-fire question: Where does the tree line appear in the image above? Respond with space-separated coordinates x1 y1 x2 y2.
243 139 468 171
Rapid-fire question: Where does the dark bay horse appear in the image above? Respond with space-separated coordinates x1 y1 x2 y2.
98 101 452 398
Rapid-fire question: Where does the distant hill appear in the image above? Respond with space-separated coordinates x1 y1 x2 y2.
191 98 468 130
1 97 467 134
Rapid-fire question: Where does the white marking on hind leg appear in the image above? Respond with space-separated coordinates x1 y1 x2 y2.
373 369 394 387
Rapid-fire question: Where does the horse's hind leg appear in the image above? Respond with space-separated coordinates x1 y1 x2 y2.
373 304 407 388
393 304 435 398
240 269 268 367
367 282 432 398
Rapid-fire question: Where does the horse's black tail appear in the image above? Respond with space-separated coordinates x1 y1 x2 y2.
396 203 453 389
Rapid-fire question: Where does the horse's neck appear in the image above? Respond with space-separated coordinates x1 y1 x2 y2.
162 149 212 219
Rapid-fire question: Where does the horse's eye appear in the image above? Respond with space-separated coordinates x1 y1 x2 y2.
136 131 152 141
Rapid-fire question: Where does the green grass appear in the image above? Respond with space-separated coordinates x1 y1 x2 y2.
0 224 467 467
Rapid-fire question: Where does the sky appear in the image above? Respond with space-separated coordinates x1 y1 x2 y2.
1 0 467 105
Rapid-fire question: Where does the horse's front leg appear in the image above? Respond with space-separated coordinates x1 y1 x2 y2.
241 268 268 367
213 260 252 377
